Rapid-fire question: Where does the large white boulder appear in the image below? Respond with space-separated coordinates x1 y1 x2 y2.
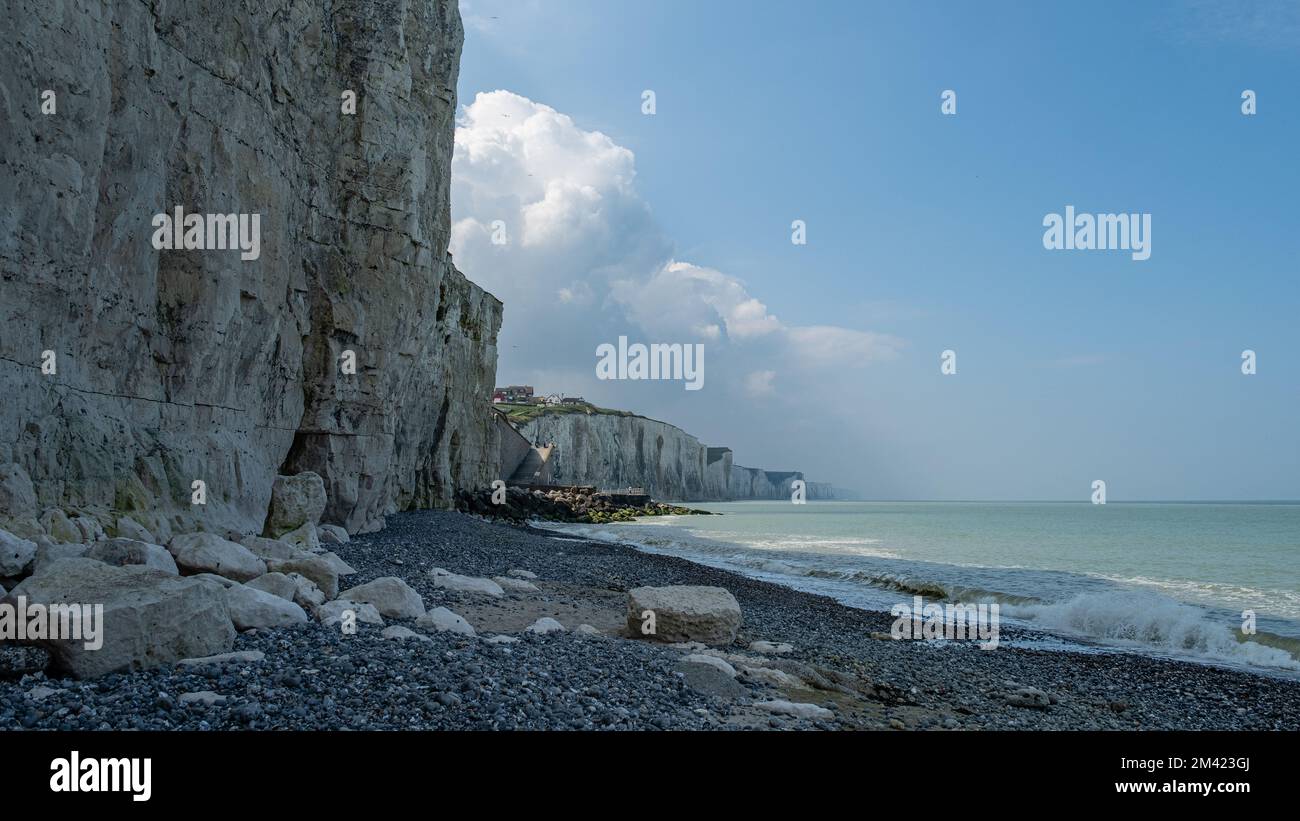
428 567 503 597
262 472 327 538
318 524 349 545
264 556 338 600
338 577 425 619
71 515 105 544
381 625 431 642
245 572 298 602
683 653 737 677
168 533 266 582
238 536 302 562
494 576 540 593
287 572 326 611
754 700 834 721
416 606 475 636
2 558 235 678
279 522 320 553
626 585 742 645
0 527 36 576
525 617 565 634
85 538 179 575
29 539 88 574
319 552 356 576
39 509 82 543
224 584 308 630
111 516 156 543
318 599 384 628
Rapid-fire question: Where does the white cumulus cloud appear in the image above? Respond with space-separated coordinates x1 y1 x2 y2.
449 89 903 401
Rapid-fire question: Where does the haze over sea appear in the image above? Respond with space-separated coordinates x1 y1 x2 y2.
543 501 1300 675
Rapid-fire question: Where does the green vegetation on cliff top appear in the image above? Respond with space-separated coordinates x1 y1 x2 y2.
496 401 636 425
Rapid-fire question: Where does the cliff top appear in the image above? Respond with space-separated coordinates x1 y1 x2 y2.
497 401 637 426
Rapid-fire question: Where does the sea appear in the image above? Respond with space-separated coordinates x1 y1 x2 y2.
537 501 1300 677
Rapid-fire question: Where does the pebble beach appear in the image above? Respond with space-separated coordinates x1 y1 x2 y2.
3 510 1298 731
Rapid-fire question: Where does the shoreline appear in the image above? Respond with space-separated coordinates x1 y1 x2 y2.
3 509 1298 731
539 513 1300 684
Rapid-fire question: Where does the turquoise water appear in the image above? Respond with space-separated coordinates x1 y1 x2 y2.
541 501 1300 675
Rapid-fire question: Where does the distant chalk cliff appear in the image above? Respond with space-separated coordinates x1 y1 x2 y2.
516 410 836 502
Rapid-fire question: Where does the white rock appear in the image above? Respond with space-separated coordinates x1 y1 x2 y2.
0 527 37 576
27 685 58 702
429 567 503 597
318 599 383 627
574 624 602 636
287 572 326 611
683 653 737 677
85 538 179 575
239 536 302 561
168 532 266 582
493 575 540 592
0 516 43 541
245 572 298 602
264 555 338 599
112 516 155 543
485 635 519 644
754 700 834 720
29 540 88 574
626 585 742 645
224 584 308 630
179 691 226 707
526 617 565 634
4 558 235 678
190 572 239 589
741 666 807 689
319 551 356 576
338 577 425 618
381 625 431 642
279 522 320 553
748 640 795 655
506 569 538 580
71 515 105 543
177 650 265 666
263 472 327 538
1006 686 1052 709
318 524 349 545
415 606 475 636
39 509 81 543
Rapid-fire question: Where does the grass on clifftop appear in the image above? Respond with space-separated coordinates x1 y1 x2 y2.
497 402 637 425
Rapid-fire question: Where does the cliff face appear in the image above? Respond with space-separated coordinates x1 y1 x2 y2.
518 412 829 502
0 0 499 535
519 413 712 501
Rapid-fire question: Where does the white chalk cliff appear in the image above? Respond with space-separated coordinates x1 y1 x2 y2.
0 0 499 536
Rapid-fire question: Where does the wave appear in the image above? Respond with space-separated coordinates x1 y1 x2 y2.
1002 591 1300 672
1092 573 1300 621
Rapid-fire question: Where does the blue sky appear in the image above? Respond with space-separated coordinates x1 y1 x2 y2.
453 0 1299 500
